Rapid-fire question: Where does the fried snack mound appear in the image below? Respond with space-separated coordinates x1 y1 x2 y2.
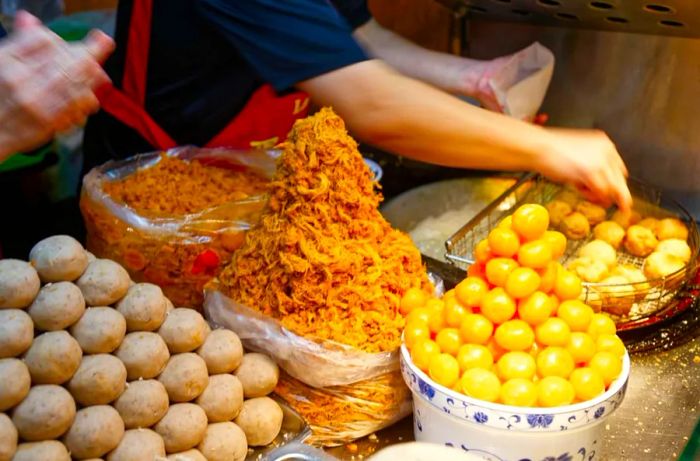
104 153 268 216
219 108 431 352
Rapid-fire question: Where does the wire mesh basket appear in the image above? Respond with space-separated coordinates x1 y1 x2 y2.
445 174 699 330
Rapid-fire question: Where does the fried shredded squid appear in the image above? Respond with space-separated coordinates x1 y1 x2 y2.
218 108 431 353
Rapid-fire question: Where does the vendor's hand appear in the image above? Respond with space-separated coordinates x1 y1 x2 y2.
0 11 114 161
537 127 632 211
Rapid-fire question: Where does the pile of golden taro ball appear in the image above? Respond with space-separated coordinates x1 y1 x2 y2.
0 235 284 461
217 108 432 444
546 187 692 316
402 204 627 407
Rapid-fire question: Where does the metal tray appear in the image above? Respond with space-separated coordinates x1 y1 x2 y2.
445 174 700 330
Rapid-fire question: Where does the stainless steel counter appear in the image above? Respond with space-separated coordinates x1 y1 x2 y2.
325 335 700 460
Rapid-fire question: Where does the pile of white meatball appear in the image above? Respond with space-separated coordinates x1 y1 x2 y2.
0 235 283 461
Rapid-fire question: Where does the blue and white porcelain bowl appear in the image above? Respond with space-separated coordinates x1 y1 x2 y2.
400 345 630 461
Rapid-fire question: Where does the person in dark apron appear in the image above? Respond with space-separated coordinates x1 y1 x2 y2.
84 0 631 210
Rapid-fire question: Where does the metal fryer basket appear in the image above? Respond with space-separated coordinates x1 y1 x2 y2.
445 174 700 329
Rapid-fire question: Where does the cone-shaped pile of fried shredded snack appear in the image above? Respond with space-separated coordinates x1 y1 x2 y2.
218 108 432 353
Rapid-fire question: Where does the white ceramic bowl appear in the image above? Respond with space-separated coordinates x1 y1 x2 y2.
400 345 630 461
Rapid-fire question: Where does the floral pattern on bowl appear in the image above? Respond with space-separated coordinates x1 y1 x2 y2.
400 345 630 433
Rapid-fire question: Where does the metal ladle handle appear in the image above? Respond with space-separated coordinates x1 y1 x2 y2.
261 441 341 461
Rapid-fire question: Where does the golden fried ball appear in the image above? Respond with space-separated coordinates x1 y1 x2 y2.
568 257 609 283
611 264 649 301
624 225 659 257
576 201 607 226
611 209 642 229
637 218 660 234
578 240 617 269
545 200 572 228
593 221 626 249
656 238 692 263
644 251 685 280
561 212 590 240
656 218 689 242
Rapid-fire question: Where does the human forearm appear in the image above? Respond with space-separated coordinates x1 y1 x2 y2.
298 60 631 209
354 20 486 97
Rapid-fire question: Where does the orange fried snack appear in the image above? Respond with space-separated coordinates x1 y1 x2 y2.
219 108 432 352
104 153 268 216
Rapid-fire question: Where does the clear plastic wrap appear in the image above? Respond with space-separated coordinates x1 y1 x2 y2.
80 147 275 308
204 274 443 446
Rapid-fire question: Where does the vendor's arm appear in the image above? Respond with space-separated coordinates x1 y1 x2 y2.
0 12 114 162
353 19 506 111
298 60 631 210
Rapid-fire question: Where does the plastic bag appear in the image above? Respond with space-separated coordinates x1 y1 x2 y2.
489 42 555 121
80 146 276 308
204 274 443 446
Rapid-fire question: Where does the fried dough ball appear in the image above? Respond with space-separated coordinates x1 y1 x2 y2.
29 235 88 283
158 308 210 353
12 441 70 461
561 212 590 241
611 209 642 229
234 397 283 447
0 413 17 461
12 385 76 441
656 218 689 241
594 275 635 316
0 259 40 309
656 238 692 263
106 429 165 461
576 201 607 226
197 423 247 461
70 307 127 354
568 257 609 283
593 221 626 249
644 251 686 280
154 403 208 453
624 225 659 257
0 358 30 411
158 353 209 402
578 240 617 269
113 379 169 429
68 354 127 406
637 217 660 234
196 329 243 375
545 200 572 228
27 282 85 331
116 283 167 332
0 309 33 359
166 449 207 461
77 259 130 306
196 375 244 423
611 265 649 301
63 406 125 459
24 331 82 385
115 332 170 380
234 353 279 398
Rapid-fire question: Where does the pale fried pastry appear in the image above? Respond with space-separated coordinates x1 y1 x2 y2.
568 257 609 283
578 240 617 268
656 238 691 263
644 251 685 280
624 225 658 257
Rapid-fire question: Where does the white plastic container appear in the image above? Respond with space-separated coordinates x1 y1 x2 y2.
400 345 630 461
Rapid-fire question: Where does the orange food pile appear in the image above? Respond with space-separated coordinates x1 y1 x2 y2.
103 153 268 216
403 204 626 407
219 108 432 353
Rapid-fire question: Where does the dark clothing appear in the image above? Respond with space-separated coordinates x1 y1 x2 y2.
83 0 371 165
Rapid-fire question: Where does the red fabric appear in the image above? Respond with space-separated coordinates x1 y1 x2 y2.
95 0 309 151
121 0 152 105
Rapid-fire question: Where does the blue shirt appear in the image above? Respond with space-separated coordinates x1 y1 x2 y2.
83 0 371 163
